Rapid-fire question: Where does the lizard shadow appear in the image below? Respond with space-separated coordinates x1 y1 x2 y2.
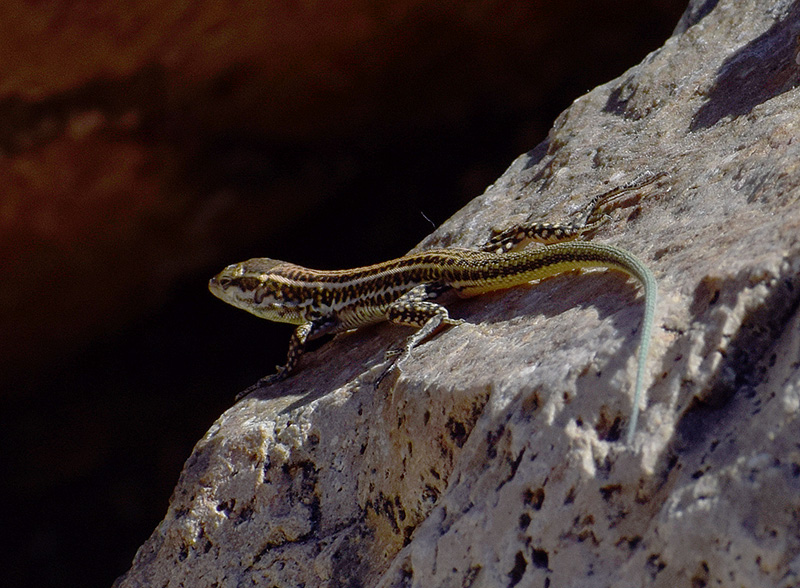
459 268 645 337
255 268 646 413
244 322 409 410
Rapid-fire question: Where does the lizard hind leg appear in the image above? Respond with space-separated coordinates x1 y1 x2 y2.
483 170 666 254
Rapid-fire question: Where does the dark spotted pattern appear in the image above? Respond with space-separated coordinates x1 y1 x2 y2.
211 243 651 329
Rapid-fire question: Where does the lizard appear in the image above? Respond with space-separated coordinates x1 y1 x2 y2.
209 172 661 444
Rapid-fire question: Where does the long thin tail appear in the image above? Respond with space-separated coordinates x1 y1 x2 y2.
620 248 657 445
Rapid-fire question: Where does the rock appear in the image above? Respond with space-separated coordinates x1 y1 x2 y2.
116 0 800 585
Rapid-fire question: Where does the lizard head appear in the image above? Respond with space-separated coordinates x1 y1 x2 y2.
209 258 307 325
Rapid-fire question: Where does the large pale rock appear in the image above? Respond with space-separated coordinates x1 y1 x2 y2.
117 0 800 585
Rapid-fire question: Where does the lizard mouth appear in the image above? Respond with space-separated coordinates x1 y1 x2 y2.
208 275 229 298
248 303 304 325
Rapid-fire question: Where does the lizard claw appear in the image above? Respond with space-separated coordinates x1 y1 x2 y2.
384 348 401 359
234 366 288 400
375 362 397 388
375 355 403 387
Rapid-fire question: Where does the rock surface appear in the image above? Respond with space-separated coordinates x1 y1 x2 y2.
117 0 800 586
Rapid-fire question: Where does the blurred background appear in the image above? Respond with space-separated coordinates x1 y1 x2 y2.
0 2 685 586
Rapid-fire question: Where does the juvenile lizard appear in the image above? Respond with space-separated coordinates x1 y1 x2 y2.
210 173 660 444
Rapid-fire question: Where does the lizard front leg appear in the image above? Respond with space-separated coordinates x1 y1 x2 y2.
377 283 463 385
236 316 337 399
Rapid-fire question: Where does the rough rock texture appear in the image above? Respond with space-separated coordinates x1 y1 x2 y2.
117 0 800 586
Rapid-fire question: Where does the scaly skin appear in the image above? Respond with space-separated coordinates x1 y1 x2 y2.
210 240 656 445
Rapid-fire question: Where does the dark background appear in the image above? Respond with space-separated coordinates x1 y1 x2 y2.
0 2 686 586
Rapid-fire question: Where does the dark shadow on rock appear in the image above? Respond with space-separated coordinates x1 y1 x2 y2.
522 138 550 172
674 256 800 446
673 0 720 35
690 1 800 131
264 327 398 412
604 75 640 119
